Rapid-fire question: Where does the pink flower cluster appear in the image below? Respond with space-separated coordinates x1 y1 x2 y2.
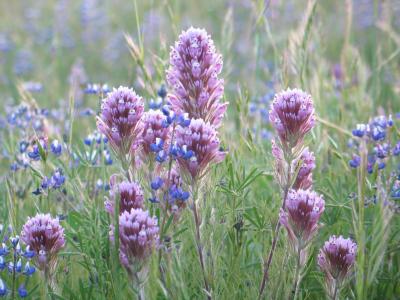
105 181 144 215
21 214 65 270
167 27 227 127
269 88 315 150
175 118 225 180
140 110 170 156
318 235 357 294
111 209 159 268
97 86 144 156
292 148 315 190
280 189 325 252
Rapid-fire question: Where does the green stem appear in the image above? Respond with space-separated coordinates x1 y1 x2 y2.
259 153 294 299
191 182 212 300
291 243 302 300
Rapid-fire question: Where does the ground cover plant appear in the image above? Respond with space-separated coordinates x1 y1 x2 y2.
0 0 399 299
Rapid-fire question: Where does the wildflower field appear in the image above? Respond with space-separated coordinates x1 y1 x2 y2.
0 0 400 299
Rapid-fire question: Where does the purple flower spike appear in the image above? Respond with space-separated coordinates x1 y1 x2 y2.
269 88 315 149
280 189 325 251
175 118 225 180
105 181 144 215
293 148 315 190
140 110 170 156
21 214 65 270
111 208 159 269
318 235 357 297
97 86 144 156
166 27 227 126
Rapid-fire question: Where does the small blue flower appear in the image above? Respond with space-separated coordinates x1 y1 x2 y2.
0 279 7 296
150 138 164 153
23 262 35 276
157 84 167 99
148 197 159 203
10 163 19 172
151 177 163 190
50 169 66 189
50 140 62 156
149 98 163 110
15 259 22 273
349 155 361 168
393 141 400 156
0 256 5 270
156 150 167 163
19 141 29 153
378 162 386 170
23 246 35 259
352 124 367 138
18 285 27 298
177 113 191 127
27 145 41 161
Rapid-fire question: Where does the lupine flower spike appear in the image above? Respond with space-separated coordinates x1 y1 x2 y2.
97 86 144 159
167 27 227 126
318 236 357 300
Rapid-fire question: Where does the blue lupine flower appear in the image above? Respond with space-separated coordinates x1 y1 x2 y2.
27 145 41 161
15 259 22 273
50 169 66 189
23 246 35 259
169 143 180 157
0 257 5 270
10 163 19 172
19 141 29 153
177 113 191 127
393 141 400 156
151 177 163 190
349 154 361 168
156 150 167 163
23 262 35 276
352 124 367 137
157 84 167 99
50 140 62 156
150 138 164 153
148 197 159 203
378 162 386 170
149 98 163 110
0 279 7 296
18 285 27 298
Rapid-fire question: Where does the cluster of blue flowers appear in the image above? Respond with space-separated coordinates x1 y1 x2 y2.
83 131 113 166
33 168 66 196
349 115 399 173
83 83 110 95
6 104 47 132
0 226 36 298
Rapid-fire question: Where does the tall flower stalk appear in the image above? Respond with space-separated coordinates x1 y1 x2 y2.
166 27 227 299
259 88 315 298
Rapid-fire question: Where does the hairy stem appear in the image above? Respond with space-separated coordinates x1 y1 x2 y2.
291 244 302 300
259 153 293 299
191 183 212 300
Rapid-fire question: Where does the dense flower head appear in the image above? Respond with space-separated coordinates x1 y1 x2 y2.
105 180 144 215
111 209 159 268
140 110 170 155
292 148 315 190
318 235 357 284
166 27 227 126
97 86 144 155
269 88 315 149
20 214 65 270
280 189 325 250
175 118 225 180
